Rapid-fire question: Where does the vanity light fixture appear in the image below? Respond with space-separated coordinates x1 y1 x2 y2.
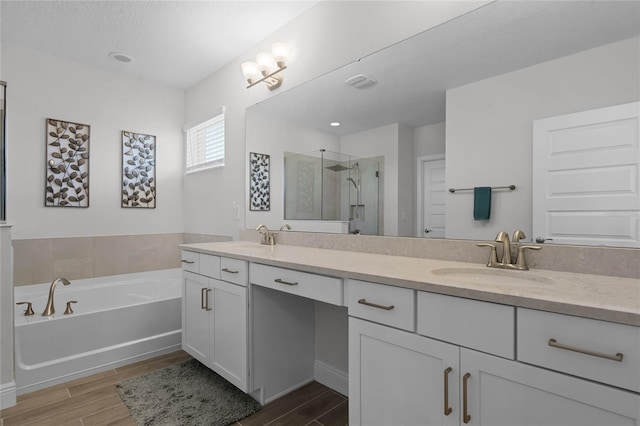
241 42 289 90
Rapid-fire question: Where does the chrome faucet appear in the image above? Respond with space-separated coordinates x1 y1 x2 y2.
478 230 541 270
256 224 276 245
42 277 71 316
279 223 291 231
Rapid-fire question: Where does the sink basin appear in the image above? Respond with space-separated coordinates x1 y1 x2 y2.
431 267 555 286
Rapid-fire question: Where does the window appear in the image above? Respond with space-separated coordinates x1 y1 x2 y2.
185 108 225 173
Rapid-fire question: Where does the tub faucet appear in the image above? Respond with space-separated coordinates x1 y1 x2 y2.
42 277 71 316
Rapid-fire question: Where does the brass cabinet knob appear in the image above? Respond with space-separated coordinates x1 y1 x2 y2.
64 300 78 315
16 301 35 316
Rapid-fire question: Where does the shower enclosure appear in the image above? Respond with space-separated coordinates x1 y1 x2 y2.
284 149 381 235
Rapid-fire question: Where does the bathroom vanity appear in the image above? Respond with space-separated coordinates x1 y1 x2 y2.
180 241 640 425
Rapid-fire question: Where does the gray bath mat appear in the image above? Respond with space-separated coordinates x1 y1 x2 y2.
117 359 261 426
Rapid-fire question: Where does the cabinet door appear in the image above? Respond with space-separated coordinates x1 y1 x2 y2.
349 318 459 426
182 272 211 365
210 278 248 392
461 348 640 426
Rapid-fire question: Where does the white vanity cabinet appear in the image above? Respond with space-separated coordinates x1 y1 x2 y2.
349 280 640 426
181 251 249 391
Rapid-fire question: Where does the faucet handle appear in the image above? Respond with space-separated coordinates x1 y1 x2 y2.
64 300 78 315
16 301 35 316
514 245 542 270
477 243 499 267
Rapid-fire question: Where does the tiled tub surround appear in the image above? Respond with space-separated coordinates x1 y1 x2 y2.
13 233 231 286
239 230 640 279
182 240 640 326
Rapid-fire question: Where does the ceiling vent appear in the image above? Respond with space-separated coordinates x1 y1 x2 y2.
345 74 377 89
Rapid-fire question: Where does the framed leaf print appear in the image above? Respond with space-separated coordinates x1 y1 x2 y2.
249 152 270 211
122 131 156 208
45 118 90 207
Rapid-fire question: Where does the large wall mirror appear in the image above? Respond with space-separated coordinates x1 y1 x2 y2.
245 1 640 247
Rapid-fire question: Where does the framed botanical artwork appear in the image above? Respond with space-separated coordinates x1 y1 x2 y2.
45 118 90 207
122 131 156 208
249 152 270 211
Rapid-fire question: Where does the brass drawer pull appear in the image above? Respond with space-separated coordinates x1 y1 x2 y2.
204 288 212 311
443 367 452 416
200 287 206 310
548 338 623 362
274 278 298 286
222 268 239 274
357 299 395 311
462 372 471 424
181 259 195 264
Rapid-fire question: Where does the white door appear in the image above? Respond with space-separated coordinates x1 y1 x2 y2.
349 317 460 426
461 348 640 426
182 272 211 365
210 278 248 391
533 102 640 247
417 155 446 238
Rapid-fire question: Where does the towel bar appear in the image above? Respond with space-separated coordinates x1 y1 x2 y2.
449 185 515 193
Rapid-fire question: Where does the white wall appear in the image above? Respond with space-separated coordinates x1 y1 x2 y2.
398 124 415 237
184 1 488 239
414 122 446 158
2 43 184 239
446 37 640 241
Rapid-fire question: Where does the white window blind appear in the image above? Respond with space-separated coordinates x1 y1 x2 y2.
185 110 225 173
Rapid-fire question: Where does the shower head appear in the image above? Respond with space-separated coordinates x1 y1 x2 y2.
325 164 351 172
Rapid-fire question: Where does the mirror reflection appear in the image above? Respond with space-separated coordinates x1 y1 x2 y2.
245 1 640 246
284 150 381 235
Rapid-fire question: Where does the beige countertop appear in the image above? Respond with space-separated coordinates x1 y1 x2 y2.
180 241 640 326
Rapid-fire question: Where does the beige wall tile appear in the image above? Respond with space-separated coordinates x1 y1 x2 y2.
157 233 183 269
53 237 95 260
13 239 53 286
53 258 94 281
125 234 160 273
93 236 131 277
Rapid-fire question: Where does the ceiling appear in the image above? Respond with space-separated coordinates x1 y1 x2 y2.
0 0 320 89
252 0 640 136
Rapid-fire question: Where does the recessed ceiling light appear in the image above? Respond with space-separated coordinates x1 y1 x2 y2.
330 122 341 127
108 52 135 63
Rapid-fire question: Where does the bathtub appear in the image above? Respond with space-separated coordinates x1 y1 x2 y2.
14 269 182 394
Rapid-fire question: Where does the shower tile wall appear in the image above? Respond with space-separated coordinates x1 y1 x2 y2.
13 233 231 286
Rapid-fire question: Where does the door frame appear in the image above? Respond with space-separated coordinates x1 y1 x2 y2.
416 154 446 238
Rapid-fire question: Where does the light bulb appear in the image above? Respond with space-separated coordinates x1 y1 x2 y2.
256 53 275 76
272 42 289 68
241 61 259 83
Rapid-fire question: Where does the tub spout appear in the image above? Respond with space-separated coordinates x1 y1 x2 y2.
42 277 71 316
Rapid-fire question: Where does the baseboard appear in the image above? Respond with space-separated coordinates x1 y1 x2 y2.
1 380 17 409
314 360 348 397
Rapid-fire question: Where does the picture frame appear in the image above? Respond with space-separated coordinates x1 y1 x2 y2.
122 131 156 208
249 152 270 211
45 118 90 207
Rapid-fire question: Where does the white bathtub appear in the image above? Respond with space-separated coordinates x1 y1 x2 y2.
14 269 182 394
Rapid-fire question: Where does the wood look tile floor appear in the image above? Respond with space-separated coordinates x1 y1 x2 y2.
0 351 348 426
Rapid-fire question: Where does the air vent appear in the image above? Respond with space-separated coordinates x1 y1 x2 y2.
344 74 377 89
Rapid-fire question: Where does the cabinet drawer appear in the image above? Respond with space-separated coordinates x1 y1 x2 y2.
250 263 342 305
199 254 221 279
347 280 415 331
181 250 199 273
517 308 640 393
220 257 248 286
417 292 515 359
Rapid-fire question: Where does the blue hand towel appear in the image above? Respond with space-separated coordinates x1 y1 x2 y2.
474 187 491 220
